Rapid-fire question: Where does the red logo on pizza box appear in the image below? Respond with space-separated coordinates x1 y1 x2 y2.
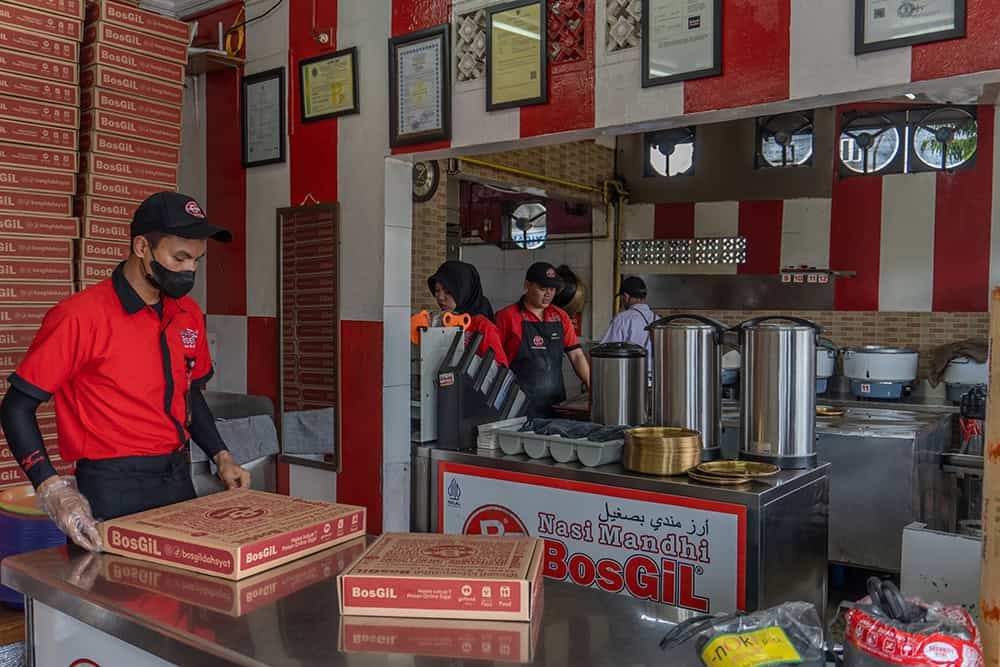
206 506 266 521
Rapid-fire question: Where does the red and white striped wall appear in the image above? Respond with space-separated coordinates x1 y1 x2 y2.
622 108 998 312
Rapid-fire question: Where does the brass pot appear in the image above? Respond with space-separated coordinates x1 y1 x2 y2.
624 427 702 476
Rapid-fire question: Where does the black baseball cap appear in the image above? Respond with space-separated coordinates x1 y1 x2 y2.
619 276 647 298
525 262 562 289
131 192 232 242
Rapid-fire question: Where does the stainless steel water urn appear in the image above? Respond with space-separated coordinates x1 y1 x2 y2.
648 315 725 460
590 342 647 426
739 316 820 469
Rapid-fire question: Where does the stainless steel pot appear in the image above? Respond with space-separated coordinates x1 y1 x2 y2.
739 316 820 469
590 342 647 426
647 314 726 460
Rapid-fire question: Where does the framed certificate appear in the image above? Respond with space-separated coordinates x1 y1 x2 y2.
855 0 965 54
389 25 451 148
299 47 359 123
241 67 285 168
641 0 722 88
486 0 548 111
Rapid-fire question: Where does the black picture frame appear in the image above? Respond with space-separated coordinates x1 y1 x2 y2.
854 0 966 55
241 67 286 168
641 0 722 88
389 24 451 148
485 0 548 112
298 47 360 123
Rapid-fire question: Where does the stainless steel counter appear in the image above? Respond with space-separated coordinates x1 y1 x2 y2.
3 543 697 667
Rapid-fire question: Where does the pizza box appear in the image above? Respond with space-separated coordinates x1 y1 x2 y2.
77 173 168 203
80 215 128 241
0 213 77 238
80 65 183 107
0 457 74 490
82 153 176 187
80 131 179 167
0 190 72 216
0 350 27 370
76 238 128 262
0 282 72 303
0 4 82 41
81 109 181 146
81 43 184 85
0 327 39 350
75 196 137 222
0 238 72 260
0 261 72 283
100 537 367 617
75 259 117 282
100 489 367 580
0 142 77 173
338 533 544 621
83 22 187 64
0 118 75 150
81 87 180 127
0 94 77 129
86 1 189 43
0 48 78 84
0 24 78 64
6 0 84 21
0 70 78 107
0 166 75 195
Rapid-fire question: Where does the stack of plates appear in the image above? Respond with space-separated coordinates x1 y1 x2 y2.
688 460 780 485
623 427 702 476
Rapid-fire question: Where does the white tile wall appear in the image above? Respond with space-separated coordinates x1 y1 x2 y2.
206 314 247 393
289 465 337 503
879 173 936 311
781 198 832 269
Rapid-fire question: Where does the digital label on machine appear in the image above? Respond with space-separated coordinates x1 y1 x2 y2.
440 462 746 613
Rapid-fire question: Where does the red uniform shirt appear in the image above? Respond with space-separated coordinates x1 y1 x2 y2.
495 299 580 364
466 314 508 367
10 266 213 463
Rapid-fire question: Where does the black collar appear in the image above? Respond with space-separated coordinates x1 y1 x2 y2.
112 262 186 316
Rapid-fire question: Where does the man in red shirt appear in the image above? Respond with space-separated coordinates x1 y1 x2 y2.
496 262 590 417
0 192 250 551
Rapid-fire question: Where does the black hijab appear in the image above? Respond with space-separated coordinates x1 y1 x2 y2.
428 260 495 322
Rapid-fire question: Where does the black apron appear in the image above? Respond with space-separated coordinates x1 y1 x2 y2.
75 449 196 520
510 316 566 418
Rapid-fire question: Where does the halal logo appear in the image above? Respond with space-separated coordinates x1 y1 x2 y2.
206 506 267 521
447 479 461 502
180 328 198 350
185 200 205 218
422 544 476 560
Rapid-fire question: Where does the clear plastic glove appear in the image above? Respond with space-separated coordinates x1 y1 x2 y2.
36 476 103 552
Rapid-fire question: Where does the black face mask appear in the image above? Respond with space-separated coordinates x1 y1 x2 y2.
146 256 196 299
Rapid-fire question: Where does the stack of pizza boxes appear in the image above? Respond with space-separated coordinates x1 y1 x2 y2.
76 0 187 289
0 0 85 488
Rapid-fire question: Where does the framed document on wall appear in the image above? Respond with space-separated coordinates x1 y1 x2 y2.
855 0 965 54
641 0 722 88
241 67 286 168
389 25 451 148
299 47 359 122
486 0 548 111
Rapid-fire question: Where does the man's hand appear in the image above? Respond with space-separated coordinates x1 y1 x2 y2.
213 450 251 489
36 476 103 552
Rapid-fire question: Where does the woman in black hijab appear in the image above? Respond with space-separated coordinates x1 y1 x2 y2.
428 261 507 366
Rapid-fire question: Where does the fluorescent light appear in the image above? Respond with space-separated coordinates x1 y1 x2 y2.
493 20 540 40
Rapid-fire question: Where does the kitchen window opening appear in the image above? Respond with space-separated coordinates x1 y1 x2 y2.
645 127 696 178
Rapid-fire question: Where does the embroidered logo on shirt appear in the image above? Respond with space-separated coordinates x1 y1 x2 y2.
180 328 199 350
20 450 44 472
531 335 546 349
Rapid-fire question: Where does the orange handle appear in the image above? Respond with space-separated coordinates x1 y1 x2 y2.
410 310 431 345
442 312 471 330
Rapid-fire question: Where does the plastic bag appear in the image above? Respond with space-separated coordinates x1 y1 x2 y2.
660 601 826 667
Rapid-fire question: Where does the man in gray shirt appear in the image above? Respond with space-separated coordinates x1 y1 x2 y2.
600 276 655 361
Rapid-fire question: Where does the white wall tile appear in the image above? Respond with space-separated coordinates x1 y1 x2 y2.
289 465 337 502
382 384 411 465
694 201 739 237
384 226 412 308
781 198 832 269
879 173 936 311
385 158 413 229
206 315 247 393
383 305 411 388
382 461 410 532
622 203 655 239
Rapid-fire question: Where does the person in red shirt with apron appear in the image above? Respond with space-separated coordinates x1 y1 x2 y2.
428 261 508 366
496 262 590 417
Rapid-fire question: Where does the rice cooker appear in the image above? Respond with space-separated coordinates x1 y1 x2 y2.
815 342 836 395
942 356 988 404
842 346 918 400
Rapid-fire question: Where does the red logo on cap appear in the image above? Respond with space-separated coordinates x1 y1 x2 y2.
546 268 556 278
185 201 205 218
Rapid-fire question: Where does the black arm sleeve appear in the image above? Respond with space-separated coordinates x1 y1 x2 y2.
0 386 57 488
189 388 228 460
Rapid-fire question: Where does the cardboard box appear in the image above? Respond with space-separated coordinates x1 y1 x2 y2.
86 1 189 43
0 142 77 173
80 131 179 166
0 4 82 41
0 238 72 260
0 458 74 490
81 109 181 146
74 280 100 291
75 259 117 282
0 70 78 107
83 23 187 64
82 153 176 187
81 43 183 85
0 327 40 349
81 87 180 127
0 212 77 238
80 65 183 107
0 260 72 283
75 196 137 222
0 24 78 63
77 173 167 203
0 46 77 84
0 190 71 216
338 534 544 621
0 282 72 302
80 215 127 241
100 537 367 617
0 304 55 325
7 0 84 21
0 118 75 150
0 166 75 194
100 489 367 580
76 238 128 262
0 93 77 129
